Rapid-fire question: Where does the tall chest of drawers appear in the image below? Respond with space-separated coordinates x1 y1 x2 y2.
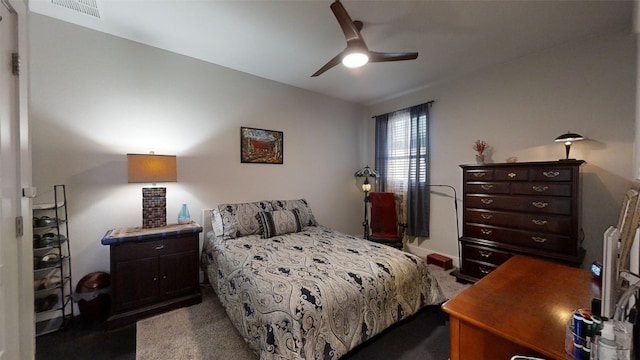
456 160 585 283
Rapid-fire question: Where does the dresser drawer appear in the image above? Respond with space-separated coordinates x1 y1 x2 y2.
463 242 511 265
494 168 528 181
511 182 572 197
465 209 571 234
465 182 510 194
464 169 494 181
530 167 573 182
466 195 571 215
461 258 500 279
114 236 197 262
465 224 572 253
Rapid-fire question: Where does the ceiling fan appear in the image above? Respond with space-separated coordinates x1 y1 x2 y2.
311 0 419 77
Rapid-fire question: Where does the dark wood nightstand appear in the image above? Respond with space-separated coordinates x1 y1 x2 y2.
101 222 202 328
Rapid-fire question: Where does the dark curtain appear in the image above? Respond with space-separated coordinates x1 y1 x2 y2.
374 113 389 192
406 103 431 237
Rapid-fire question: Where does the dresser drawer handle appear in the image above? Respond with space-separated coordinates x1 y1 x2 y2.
532 186 549 192
532 202 548 208
481 184 493 190
543 171 560 178
480 198 494 205
532 236 547 243
480 229 493 235
479 250 492 258
508 172 517 178
479 266 492 274
473 172 486 178
481 214 493 220
154 245 165 250
532 219 548 226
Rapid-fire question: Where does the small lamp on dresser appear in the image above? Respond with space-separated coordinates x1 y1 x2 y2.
554 131 584 160
127 152 177 228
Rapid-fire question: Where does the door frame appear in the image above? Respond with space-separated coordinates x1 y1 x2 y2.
1 0 34 358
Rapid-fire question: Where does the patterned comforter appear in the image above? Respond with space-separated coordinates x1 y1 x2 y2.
201 225 446 360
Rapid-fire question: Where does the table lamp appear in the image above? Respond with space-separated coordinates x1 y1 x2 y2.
554 131 584 160
127 153 177 228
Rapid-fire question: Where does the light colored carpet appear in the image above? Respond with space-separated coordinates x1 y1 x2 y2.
135 265 469 360
136 287 257 360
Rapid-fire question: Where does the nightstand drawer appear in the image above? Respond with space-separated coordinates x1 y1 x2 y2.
114 236 196 262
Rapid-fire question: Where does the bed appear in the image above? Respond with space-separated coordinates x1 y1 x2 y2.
200 199 446 360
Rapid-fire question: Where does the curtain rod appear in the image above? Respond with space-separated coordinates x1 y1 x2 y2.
370 100 436 119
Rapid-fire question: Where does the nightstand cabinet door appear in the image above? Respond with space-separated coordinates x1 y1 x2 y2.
114 256 158 310
456 160 585 284
159 250 198 299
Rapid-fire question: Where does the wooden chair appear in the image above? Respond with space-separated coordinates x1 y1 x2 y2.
368 192 404 250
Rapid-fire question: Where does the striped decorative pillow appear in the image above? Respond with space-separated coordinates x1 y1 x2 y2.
256 209 302 239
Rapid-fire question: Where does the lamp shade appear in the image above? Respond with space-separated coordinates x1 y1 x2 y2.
554 132 584 143
127 154 177 183
553 132 584 160
354 165 379 178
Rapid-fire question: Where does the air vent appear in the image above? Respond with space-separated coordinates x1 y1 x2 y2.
51 0 100 19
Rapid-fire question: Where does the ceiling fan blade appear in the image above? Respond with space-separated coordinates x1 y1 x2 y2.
311 52 344 77
369 51 419 63
330 0 362 43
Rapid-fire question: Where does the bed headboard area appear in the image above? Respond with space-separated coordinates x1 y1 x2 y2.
201 199 318 240
202 208 214 237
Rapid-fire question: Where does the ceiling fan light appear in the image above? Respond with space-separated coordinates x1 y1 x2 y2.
342 52 369 68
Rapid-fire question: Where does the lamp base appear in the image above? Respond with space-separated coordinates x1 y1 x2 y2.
142 187 167 228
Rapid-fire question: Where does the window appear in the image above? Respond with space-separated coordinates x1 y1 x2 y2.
384 109 429 194
375 102 431 237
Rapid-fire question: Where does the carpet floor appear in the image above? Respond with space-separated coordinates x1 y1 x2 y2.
136 265 468 360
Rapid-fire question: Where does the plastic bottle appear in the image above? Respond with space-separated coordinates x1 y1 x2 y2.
597 321 618 360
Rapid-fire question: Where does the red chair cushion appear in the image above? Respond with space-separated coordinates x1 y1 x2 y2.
369 192 398 238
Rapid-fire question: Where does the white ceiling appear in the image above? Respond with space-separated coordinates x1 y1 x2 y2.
29 0 633 105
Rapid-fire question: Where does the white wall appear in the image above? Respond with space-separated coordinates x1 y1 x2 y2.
367 30 637 268
29 14 367 288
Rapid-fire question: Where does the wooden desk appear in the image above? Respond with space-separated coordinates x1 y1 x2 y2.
442 256 600 359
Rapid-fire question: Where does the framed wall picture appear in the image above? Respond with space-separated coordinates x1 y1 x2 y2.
240 127 283 164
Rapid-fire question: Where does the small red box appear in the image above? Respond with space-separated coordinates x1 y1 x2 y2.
426 253 453 270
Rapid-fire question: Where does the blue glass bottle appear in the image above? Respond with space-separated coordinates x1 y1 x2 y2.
178 204 191 224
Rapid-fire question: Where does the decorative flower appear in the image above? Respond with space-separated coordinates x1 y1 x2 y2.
473 140 487 155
